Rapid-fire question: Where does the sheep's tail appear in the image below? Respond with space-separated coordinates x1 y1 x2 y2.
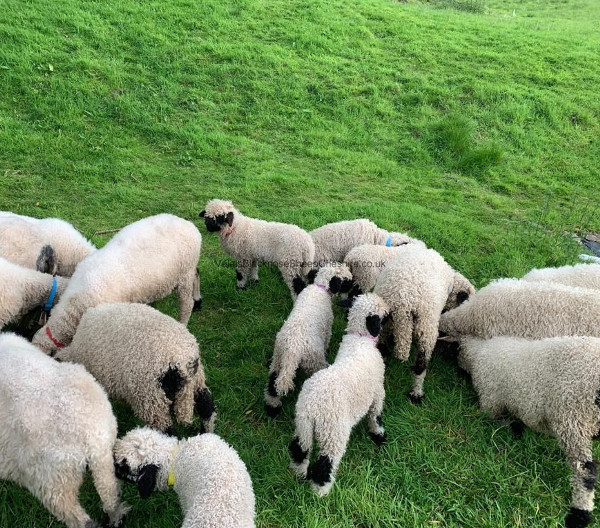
35 244 56 275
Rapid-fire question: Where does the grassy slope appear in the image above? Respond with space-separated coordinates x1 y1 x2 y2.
1 0 600 526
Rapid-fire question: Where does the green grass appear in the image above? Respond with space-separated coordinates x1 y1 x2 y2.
1 0 600 526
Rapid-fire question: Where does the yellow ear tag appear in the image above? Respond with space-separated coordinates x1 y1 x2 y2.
167 471 176 487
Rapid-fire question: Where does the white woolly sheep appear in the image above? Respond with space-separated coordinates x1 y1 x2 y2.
343 241 428 295
522 263 600 291
0 211 96 276
310 218 419 266
199 199 314 298
439 278 600 341
459 335 600 528
288 293 390 496
32 213 202 355
55 302 216 434
114 427 256 528
373 247 475 403
264 263 354 417
0 256 69 331
0 333 129 528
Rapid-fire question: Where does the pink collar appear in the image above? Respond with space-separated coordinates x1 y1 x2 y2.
348 330 378 343
46 326 66 349
224 225 235 237
315 284 332 295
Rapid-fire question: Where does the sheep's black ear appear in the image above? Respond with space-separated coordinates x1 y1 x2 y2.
36 245 56 274
366 314 382 337
456 291 470 305
114 459 132 482
306 269 318 284
137 464 159 499
329 276 342 294
225 212 234 226
347 283 363 299
199 210 206 217
159 366 185 401
340 279 354 294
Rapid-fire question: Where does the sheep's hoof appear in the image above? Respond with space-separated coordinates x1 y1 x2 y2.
565 508 593 528
510 420 525 438
192 299 203 312
264 403 282 418
407 392 424 405
237 284 247 290
369 432 387 446
102 516 126 528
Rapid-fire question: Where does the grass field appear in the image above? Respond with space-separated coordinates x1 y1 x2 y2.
1 0 600 526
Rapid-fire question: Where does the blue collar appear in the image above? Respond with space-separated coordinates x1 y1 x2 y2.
385 234 392 247
44 278 58 313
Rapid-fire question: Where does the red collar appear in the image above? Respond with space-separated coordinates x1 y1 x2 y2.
46 326 66 349
224 225 235 237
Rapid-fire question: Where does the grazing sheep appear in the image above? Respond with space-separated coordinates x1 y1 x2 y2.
343 241 428 295
288 293 390 496
200 199 314 298
55 303 216 433
114 427 256 528
459 335 600 528
522 263 600 291
439 279 600 341
264 264 354 417
0 212 96 275
373 247 474 403
310 218 418 266
32 213 202 355
0 257 68 331
0 333 129 528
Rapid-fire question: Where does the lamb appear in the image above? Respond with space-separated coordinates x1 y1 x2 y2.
0 256 69 331
373 247 475 403
343 241 428 295
522 263 600 291
0 211 96 275
439 278 600 341
199 199 315 298
32 213 202 355
458 335 600 528
264 264 354 417
55 302 216 434
310 218 419 266
288 293 390 496
0 333 129 528
114 427 256 528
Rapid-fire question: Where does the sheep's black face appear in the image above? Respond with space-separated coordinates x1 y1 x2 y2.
366 314 382 337
114 458 136 483
340 279 354 294
199 211 234 232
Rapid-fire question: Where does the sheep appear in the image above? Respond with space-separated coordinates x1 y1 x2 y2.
0 256 69 331
199 199 314 298
32 213 202 355
522 263 600 291
0 212 96 276
264 263 354 417
439 278 600 341
310 218 419 267
114 427 256 528
288 293 390 496
343 241 428 295
0 333 129 528
55 302 216 434
458 335 600 528
373 247 475 403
